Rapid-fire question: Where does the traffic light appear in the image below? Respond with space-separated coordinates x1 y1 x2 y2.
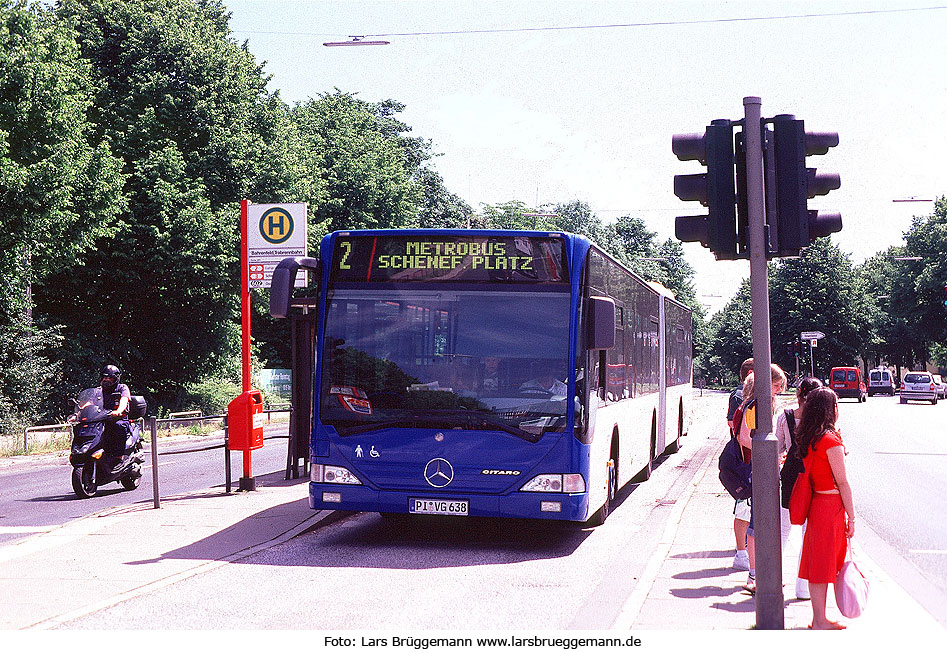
785 341 794 357
793 341 802 357
769 114 842 256
943 284 947 307
673 120 743 260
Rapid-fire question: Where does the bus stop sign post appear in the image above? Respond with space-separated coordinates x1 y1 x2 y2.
238 199 256 491
744 97 785 630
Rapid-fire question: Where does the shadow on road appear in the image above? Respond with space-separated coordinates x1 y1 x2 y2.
138 466 650 570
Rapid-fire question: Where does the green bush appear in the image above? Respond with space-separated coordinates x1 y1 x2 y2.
179 378 243 416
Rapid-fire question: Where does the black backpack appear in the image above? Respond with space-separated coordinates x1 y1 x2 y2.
780 408 804 508
718 399 753 500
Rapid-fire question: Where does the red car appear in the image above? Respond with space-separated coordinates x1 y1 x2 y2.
830 366 867 402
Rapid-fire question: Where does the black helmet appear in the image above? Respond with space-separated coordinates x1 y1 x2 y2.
101 365 121 389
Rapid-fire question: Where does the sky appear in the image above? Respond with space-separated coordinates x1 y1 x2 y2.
223 0 947 315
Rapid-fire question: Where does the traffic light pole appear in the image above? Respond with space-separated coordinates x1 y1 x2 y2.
743 97 785 629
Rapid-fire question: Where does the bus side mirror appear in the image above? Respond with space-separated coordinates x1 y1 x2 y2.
588 296 616 350
269 256 321 319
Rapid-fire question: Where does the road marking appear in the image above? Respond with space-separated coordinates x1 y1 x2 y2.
0 526 50 534
908 550 947 555
873 452 947 456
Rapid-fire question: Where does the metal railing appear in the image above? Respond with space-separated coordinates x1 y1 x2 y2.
17 410 289 454
168 410 202 420
22 423 72 452
20 417 148 453
17 408 294 508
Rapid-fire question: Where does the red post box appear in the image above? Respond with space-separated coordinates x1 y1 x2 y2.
228 389 264 451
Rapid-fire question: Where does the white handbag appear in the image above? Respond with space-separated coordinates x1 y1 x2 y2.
835 536 870 618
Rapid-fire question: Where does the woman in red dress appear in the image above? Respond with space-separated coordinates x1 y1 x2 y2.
794 387 856 630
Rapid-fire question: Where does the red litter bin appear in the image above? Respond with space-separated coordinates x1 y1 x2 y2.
228 389 264 451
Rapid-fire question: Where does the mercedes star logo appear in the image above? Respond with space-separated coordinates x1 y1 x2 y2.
423 458 454 488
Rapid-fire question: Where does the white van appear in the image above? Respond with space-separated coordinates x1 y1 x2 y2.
868 367 896 396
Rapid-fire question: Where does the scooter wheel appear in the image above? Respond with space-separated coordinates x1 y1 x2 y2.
72 464 98 498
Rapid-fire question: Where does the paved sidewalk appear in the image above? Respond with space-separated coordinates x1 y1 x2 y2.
615 429 944 633
1 472 328 630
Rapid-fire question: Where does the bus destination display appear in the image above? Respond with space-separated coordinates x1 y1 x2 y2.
330 235 567 283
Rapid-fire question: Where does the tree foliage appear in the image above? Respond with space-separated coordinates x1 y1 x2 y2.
0 0 124 426
768 239 870 377
293 92 426 236
856 196 947 371
701 239 871 385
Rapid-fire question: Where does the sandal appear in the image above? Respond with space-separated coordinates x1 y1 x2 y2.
743 574 756 595
808 622 847 630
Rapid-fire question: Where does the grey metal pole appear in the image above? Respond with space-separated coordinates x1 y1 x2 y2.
810 342 815 378
150 416 160 509
744 96 784 629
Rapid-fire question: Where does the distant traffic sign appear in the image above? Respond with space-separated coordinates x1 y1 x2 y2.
800 330 825 340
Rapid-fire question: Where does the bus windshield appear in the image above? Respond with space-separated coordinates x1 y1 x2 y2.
321 288 572 440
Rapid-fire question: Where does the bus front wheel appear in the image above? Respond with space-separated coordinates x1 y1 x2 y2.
588 454 617 527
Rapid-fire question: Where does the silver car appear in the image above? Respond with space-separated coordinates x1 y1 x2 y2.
933 374 947 400
900 372 938 404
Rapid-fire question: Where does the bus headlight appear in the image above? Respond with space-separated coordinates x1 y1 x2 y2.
520 473 585 493
311 464 362 485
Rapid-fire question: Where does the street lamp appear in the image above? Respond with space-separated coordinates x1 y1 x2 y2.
323 36 390 47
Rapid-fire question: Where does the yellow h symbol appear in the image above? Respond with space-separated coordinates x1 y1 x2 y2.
260 208 293 244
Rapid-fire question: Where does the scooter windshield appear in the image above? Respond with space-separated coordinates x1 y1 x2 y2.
75 387 110 423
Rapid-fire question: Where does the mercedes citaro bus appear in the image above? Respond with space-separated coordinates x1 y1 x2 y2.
270 230 692 525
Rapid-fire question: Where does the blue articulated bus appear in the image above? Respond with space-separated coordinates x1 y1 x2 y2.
270 230 692 525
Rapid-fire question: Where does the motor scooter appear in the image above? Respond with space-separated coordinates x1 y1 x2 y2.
68 387 147 499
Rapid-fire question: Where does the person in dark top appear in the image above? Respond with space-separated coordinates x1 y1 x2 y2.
100 365 132 471
727 358 754 571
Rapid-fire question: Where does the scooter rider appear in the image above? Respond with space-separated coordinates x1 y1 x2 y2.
100 365 132 472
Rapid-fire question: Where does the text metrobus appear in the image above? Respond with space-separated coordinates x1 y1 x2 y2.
270 230 692 524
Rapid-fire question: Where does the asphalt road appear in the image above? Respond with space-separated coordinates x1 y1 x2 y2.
836 392 947 624
0 424 291 546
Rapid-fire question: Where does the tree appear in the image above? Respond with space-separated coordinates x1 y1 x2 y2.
852 197 946 372
478 200 535 230
37 0 295 406
292 91 426 235
900 197 947 365
700 279 753 385
416 167 474 229
607 214 665 282
0 1 124 427
856 247 912 371
768 239 871 378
